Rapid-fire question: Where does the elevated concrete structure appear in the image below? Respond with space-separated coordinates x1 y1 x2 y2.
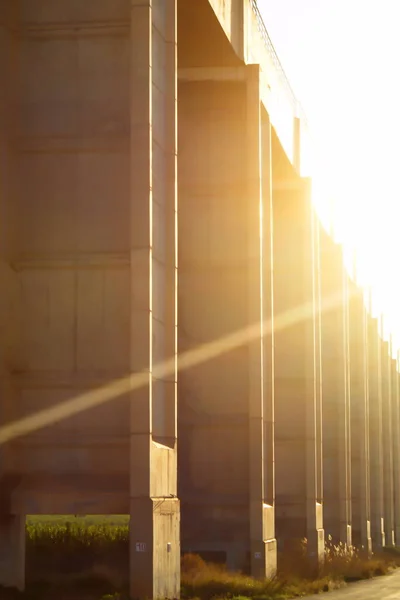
1 0 400 595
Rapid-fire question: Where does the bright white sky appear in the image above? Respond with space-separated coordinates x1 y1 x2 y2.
259 0 400 351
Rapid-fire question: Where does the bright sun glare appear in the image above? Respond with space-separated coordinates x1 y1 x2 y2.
260 0 400 355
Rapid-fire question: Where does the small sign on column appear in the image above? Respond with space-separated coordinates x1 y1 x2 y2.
135 542 147 552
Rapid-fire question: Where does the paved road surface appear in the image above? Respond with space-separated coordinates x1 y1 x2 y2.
304 571 400 599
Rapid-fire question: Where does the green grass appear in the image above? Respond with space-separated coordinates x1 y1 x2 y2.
26 515 129 526
25 516 129 598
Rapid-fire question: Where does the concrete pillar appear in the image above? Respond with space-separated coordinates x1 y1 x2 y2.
273 177 324 565
258 98 277 579
391 350 400 544
130 2 180 598
178 65 276 576
367 314 385 550
319 228 351 545
348 280 371 553
381 328 394 546
0 2 25 591
248 68 277 579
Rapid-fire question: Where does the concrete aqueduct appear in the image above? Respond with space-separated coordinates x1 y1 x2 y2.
0 0 399 598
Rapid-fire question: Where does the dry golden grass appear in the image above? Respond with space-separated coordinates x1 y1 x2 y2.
181 553 341 600
181 543 398 600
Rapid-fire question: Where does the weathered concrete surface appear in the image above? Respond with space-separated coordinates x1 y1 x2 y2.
179 0 311 173
273 178 324 564
1 0 400 593
178 65 276 577
319 228 351 546
0 0 180 596
348 278 371 553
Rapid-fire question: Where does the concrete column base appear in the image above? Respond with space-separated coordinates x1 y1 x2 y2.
0 514 25 591
371 517 385 552
308 528 325 570
250 539 277 579
277 515 324 570
324 518 352 547
385 529 395 547
372 533 386 552
364 537 373 557
341 524 352 547
130 498 180 600
394 527 400 547
352 520 372 556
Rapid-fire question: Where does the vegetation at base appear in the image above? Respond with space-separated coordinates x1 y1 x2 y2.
180 541 397 600
26 516 129 593
2 518 399 599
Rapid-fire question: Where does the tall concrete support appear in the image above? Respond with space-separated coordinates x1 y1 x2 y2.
348 280 371 553
380 329 394 546
258 106 277 578
130 2 180 598
391 349 400 544
178 65 276 576
367 315 385 550
0 1 25 590
319 229 351 545
273 177 324 564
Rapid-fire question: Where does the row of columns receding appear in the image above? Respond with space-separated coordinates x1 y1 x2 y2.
177 63 400 584
1 4 400 596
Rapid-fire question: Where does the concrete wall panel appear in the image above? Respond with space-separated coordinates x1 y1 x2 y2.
17 388 129 435
16 154 78 253
15 444 130 476
17 34 131 139
20 0 130 23
76 154 130 250
180 346 249 414
20 270 75 371
76 269 130 370
185 424 249 495
179 270 248 338
17 39 79 137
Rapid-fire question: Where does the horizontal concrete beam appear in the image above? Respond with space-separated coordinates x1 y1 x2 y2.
178 66 247 82
11 252 130 271
273 180 305 191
